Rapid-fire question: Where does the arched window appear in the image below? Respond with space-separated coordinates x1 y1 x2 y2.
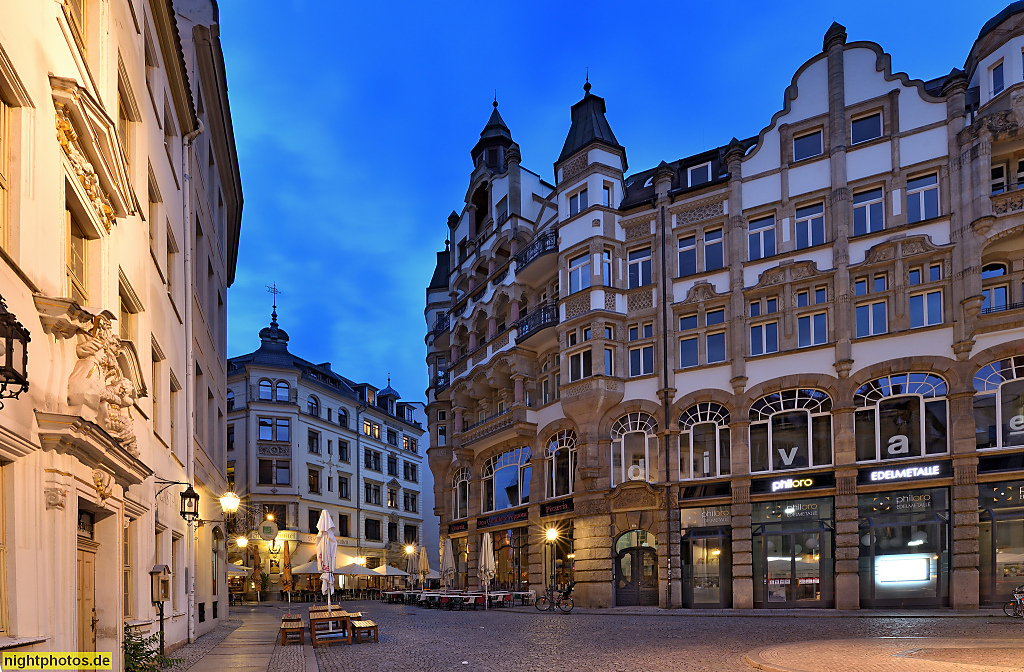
678 403 730 479
749 389 832 473
307 395 320 417
258 379 272 401
982 262 1010 312
482 447 531 513
339 408 349 428
982 262 1008 279
452 467 470 520
974 356 1024 450
275 381 289 402
854 373 948 461
545 430 577 499
610 412 659 487
226 389 235 411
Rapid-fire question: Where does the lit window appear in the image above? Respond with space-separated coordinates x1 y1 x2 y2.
749 389 833 473
854 373 948 461
678 403 731 479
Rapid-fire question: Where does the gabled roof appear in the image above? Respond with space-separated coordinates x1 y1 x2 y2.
557 81 625 167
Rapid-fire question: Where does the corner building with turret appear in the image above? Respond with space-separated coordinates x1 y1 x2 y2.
424 9 1024 610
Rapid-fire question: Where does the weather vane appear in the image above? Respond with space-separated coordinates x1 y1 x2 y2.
266 284 282 326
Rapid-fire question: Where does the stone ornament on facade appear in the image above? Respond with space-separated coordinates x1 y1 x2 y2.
680 280 720 304
67 313 140 455
669 197 725 227
605 481 662 512
44 486 67 510
55 103 117 232
626 289 653 312
92 469 113 503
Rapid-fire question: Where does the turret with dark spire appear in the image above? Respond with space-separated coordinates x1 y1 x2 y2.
471 95 514 171
556 77 626 174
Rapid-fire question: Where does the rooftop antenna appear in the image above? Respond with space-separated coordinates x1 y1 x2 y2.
494 89 498 108
266 283 282 327
584 67 591 93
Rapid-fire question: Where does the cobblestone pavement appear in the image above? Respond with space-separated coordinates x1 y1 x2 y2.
305 601 1024 672
164 619 241 671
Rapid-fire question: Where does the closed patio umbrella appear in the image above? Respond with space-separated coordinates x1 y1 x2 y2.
251 546 263 602
478 532 495 610
418 546 431 588
315 510 338 623
281 540 293 602
440 538 455 590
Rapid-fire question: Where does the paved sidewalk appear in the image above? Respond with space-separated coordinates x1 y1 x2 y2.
746 637 1024 672
167 606 306 672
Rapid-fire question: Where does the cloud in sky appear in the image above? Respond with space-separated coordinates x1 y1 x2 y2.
220 0 1005 403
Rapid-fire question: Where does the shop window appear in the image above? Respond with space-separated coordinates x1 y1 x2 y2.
974 356 1024 450
749 389 832 473
678 403 731 479
610 412 659 487
489 528 530 591
482 447 531 513
979 480 1024 604
854 373 949 462
452 467 470 519
545 430 577 499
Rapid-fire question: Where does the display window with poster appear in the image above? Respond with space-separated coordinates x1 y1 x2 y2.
679 505 732 607
751 497 834 608
979 479 1024 604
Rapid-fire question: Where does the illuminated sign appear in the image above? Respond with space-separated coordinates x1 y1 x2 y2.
750 472 834 494
540 498 574 517
477 507 529 529
858 463 945 485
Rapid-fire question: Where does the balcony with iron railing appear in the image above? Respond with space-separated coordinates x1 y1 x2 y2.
461 407 511 432
514 301 558 343
982 300 1024 314
513 229 557 272
430 311 450 337
434 370 450 393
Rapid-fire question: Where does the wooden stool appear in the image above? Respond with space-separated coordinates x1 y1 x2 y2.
279 623 304 645
350 620 378 643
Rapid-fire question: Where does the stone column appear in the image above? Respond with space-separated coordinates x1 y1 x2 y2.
950 388 980 608
725 139 748 394
488 316 497 341
510 301 520 323
513 376 524 404
729 419 753 608
453 407 464 435
468 204 478 239
832 405 860 609
468 331 477 352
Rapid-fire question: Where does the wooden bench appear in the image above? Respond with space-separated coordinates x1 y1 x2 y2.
350 620 378 643
309 610 361 646
279 622 304 645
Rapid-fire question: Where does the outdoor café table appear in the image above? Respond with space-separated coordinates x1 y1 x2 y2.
309 609 361 646
512 591 533 606
487 592 510 607
419 592 440 608
384 591 403 604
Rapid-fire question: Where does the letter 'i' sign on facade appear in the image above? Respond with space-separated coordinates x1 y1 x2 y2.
887 434 910 455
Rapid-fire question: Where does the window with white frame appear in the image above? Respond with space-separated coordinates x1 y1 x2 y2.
678 236 696 276
906 174 939 223
688 162 711 187
854 373 948 461
569 349 592 382
602 184 612 207
604 347 613 376
704 228 724 271
749 389 833 473
992 61 1005 96
747 215 775 261
750 319 779 356
482 447 531 512
275 381 289 402
974 356 1024 450
982 262 1009 312
678 403 731 479
601 249 612 286
568 252 591 294
993 164 1007 194
851 112 882 145
627 247 652 288
569 188 588 217
798 311 827 347
795 203 825 249
910 289 942 328
793 130 823 161
545 430 577 498
610 412 659 487
629 344 653 376
258 379 272 400
852 188 884 236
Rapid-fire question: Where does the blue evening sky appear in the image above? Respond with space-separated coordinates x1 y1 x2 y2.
221 0 1007 404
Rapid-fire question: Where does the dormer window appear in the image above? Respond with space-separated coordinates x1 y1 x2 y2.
569 188 588 217
688 162 711 187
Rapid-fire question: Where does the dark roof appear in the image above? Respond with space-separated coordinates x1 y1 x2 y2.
618 137 756 211
471 100 513 160
557 82 624 167
428 250 449 290
978 2 1024 41
378 378 401 399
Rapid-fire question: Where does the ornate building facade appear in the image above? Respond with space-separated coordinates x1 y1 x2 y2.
0 0 241 660
425 9 1024 610
226 313 432 586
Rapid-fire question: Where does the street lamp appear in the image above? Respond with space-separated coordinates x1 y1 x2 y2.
179 484 200 525
545 528 558 595
0 294 29 408
236 536 248 548
219 492 240 514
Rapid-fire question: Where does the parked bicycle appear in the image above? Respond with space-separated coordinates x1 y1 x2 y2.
1003 584 1024 618
536 581 574 613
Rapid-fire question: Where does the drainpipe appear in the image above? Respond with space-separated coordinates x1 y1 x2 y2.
658 202 673 609
183 117 204 643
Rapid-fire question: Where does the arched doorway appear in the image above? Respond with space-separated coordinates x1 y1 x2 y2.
614 530 658 606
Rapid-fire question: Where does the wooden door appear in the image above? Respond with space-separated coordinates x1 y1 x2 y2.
614 547 659 606
77 549 96 652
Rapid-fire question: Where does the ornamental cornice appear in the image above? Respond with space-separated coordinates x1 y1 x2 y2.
668 196 726 226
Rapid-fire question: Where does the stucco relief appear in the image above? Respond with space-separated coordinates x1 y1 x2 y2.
627 290 653 312
44 487 67 510
67 314 139 455
680 280 720 304
565 294 590 319
606 481 662 512
55 104 117 232
670 198 725 227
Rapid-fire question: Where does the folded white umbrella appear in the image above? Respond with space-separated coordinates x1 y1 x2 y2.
374 564 409 577
418 545 431 583
478 532 495 610
440 538 455 590
315 510 338 621
406 548 419 588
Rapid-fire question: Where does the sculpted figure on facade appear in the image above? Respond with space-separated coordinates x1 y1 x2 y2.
67 315 139 455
